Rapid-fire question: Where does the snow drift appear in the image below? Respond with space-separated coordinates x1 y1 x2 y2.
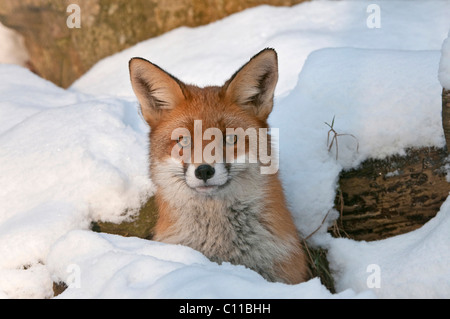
1 0 450 298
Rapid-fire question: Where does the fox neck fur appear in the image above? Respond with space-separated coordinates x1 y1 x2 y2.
153 163 307 284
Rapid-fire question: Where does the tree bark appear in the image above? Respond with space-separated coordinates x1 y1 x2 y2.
443 88 450 151
331 147 449 241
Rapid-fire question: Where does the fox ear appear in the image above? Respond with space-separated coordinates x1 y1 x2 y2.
129 58 185 127
224 48 278 121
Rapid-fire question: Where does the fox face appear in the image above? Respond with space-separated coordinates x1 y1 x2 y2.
129 49 279 201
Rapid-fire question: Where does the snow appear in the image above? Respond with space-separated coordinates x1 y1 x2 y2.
0 66 154 298
70 0 450 99
272 48 444 239
1 0 450 299
439 30 450 89
47 230 371 298
328 199 450 298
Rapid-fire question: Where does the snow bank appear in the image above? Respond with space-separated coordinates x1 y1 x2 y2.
1 0 450 299
70 0 450 99
47 230 372 299
328 198 450 298
288 46 450 298
439 30 450 89
0 66 153 228
0 66 153 298
270 47 444 240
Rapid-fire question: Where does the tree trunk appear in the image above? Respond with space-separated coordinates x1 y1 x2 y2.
331 147 449 241
443 88 450 150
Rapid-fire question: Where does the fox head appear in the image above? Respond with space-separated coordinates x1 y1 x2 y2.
129 49 279 199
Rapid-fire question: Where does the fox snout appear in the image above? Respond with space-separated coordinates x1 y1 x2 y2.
195 164 215 182
185 162 230 194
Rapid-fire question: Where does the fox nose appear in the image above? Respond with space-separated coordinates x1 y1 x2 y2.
195 164 215 182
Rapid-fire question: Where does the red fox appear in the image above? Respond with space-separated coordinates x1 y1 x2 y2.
129 49 309 284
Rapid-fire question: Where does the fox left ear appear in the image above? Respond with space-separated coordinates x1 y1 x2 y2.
223 48 278 121
129 57 185 128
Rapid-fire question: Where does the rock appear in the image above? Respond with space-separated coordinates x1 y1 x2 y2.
0 0 307 88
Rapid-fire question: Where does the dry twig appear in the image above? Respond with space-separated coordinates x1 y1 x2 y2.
325 116 359 160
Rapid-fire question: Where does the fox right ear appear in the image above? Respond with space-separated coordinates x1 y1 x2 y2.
129 58 185 127
223 48 278 122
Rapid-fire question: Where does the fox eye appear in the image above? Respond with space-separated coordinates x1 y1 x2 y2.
178 136 191 147
225 134 238 145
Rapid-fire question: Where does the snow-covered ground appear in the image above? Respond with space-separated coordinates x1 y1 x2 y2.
1 0 450 299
